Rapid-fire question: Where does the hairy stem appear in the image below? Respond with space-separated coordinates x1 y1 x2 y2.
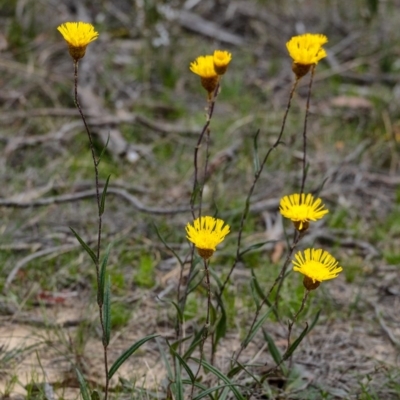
74 60 109 400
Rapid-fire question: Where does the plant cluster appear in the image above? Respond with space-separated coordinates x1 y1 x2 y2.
57 23 343 399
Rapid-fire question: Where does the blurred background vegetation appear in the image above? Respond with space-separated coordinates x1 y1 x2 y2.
1 0 400 399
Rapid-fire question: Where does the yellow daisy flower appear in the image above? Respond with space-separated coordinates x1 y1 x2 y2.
286 33 328 78
213 50 232 75
57 22 99 61
279 193 329 232
190 55 219 96
186 216 230 260
292 248 343 290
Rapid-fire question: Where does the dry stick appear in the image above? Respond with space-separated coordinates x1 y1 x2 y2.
0 187 191 214
299 65 316 196
219 78 299 297
73 60 109 400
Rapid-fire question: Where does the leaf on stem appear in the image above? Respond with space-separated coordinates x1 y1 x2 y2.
108 333 159 379
213 295 227 352
191 357 245 400
243 307 273 347
262 330 288 376
183 327 206 360
284 322 308 359
75 368 91 400
97 133 110 165
98 242 112 306
168 343 196 384
70 227 98 265
239 241 275 257
153 223 183 266
100 174 111 216
103 276 111 346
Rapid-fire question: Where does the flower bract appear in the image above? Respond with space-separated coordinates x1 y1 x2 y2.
279 193 329 231
292 248 343 289
186 216 230 259
213 50 232 75
57 22 99 61
286 33 328 77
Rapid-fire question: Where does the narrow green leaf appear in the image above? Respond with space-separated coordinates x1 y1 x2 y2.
243 307 273 347
98 132 110 164
263 330 288 376
70 227 97 265
250 277 260 308
181 380 208 393
193 384 238 400
98 243 112 306
168 343 196 383
158 337 174 381
159 299 183 324
186 268 203 296
183 327 206 360
308 309 321 332
284 322 308 359
91 390 100 400
253 129 260 174
108 333 159 379
214 296 227 351
103 276 111 346
239 241 275 257
191 358 245 400
168 335 192 354
100 175 111 215
174 356 184 400
251 270 279 320
263 330 282 364
153 223 183 266
207 265 222 290
75 368 91 400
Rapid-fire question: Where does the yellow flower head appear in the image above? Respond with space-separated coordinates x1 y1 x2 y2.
292 248 343 290
286 33 328 78
190 55 219 97
213 50 232 75
57 22 99 61
279 193 329 232
186 216 230 260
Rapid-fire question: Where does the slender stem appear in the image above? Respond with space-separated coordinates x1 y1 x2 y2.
219 78 299 296
247 289 310 400
74 60 109 400
232 230 302 365
299 65 315 195
190 258 212 398
273 230 303 308
182 84 220 350
287 289 310 348
190 84 219 220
